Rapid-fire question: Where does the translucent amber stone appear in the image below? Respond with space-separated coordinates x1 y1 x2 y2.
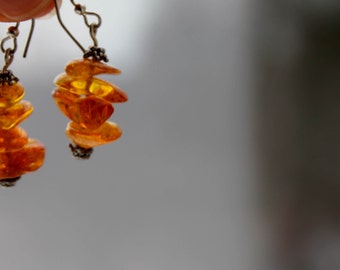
103 85 128 103
0 101 33 130
0 126 28 152
71 96 114 129
53 90 114 129
52 88 79 119
18 139 45 172
0 82 25 109
88 77 117 96
66 121 122 149
54 74 118 97
65 59 121 77
0 139 45 180
54 73 89 95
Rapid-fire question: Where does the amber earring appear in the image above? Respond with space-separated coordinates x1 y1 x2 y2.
0 22 45 187
52 0 128 159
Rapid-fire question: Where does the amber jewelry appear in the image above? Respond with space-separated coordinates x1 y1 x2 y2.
52 0 128 159
0 23 45 187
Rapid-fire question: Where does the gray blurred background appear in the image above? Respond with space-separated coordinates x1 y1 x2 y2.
0 0 339 269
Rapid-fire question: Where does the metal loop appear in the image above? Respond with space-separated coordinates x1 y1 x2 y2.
55 0 107 60
89 23 98 47
1 36 11 53
71 0 102 28
70 0 102 47
3 48 14 71
1 35 18 55
1 23 19 71
82 11 102 29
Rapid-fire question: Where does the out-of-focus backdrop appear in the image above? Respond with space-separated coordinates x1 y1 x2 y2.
0 0 339 270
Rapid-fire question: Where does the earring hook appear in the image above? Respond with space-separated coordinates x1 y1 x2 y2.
23 19 35 58
54 0 108 62
70 0 102 47
54 0 86 52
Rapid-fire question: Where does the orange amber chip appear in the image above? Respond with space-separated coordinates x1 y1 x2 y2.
54 73 89 95
0 100 33 130
0 138 45 180
66 121 122 149
18 139 45 172
88 77 117 96
0 82 25 109
72 96 114 129
54 73 118 97
52 88 79 119
102 85 128 103
0 126 28 152
65 59 121 77
53 90 114 129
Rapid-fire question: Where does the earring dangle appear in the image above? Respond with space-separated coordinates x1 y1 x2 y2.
52 0 128 159
0 22 45 187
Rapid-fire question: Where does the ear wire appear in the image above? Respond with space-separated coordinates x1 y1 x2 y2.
54 0 104 50
54 0 86 52
23 19 35 58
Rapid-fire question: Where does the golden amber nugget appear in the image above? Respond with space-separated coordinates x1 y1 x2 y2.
66 121 122 149
0 82 45 184
53 59 127 157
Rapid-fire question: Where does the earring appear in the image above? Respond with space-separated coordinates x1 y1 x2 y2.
0 22 45 187
52 0 128 159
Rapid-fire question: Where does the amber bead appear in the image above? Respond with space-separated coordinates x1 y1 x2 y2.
54 73 88 95
102 85 128 103
88 77 118 96
18 139 45 172
0 101 33 130
53 90 114 129
52 88 79 119
72 96 114 129
65 59 121 77
0 126 28 152
54 73 119 97
66 121 122 149
0 139 45 180
0 82 25 109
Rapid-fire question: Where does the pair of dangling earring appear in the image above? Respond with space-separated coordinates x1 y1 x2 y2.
0 0 128 187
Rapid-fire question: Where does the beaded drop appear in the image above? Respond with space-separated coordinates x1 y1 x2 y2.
0 82 45 186
52 59 127 158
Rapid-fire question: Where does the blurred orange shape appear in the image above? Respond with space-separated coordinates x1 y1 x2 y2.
0 101 33 129
0 126 28 152
0 82 25 109
0 138 45 180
